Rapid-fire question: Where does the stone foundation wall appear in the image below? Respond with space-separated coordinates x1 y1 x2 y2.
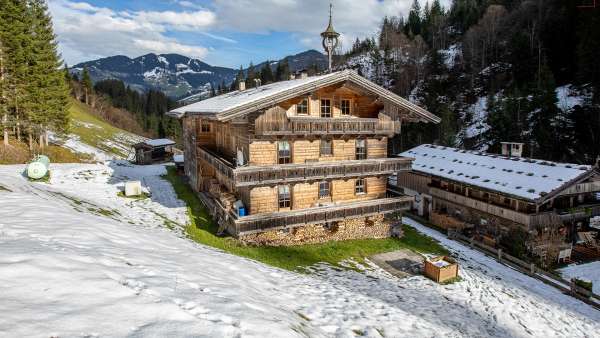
240 215 399 246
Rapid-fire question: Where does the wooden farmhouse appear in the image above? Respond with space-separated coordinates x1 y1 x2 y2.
392 144 600 263
169 70 440 244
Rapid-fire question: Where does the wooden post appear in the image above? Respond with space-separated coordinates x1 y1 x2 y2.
530 263 535 275
498 248 502 260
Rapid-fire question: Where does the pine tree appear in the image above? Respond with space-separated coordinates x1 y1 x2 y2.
81 67 93 105
407 0 422 36
260 62 274 84
275 59 290 82
0 0 31 144
246 62 256 88
26 0 70 147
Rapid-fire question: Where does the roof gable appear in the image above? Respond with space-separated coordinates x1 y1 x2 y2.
168 70 440 124
400 144 594 202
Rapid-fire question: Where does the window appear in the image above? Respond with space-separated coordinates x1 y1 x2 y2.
278 185 291 209
320 99 331 118
355 139 367 160
278 141 291 164
296 98 308 115
318 181 330 198
201 122 211 133
320 139 332 156
355 178 365 194
341 99 351 116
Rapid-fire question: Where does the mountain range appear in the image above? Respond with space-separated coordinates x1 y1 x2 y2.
71 50 327 99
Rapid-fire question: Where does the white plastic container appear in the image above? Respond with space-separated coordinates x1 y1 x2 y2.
125 181 142 196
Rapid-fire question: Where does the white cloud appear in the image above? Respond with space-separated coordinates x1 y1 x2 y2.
211 0 451 51
49 0 215 64
135 10 216 30
133 39 208 58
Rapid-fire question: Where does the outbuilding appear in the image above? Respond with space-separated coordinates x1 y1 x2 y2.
132 139 176 165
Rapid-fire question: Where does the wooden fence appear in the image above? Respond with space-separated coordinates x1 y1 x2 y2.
446 228 600 310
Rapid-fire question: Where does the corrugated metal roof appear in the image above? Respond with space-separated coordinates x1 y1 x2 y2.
168 70 440 123
400 144 594 202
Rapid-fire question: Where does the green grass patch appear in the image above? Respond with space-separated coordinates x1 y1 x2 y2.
117 191 150 200
440 276 463 285
163 166 448 271
68 98 136 157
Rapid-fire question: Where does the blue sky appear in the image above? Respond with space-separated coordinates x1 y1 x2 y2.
49 0 449 68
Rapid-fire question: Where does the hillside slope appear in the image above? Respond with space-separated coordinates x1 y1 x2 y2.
55 98 145 161
0 162 599 337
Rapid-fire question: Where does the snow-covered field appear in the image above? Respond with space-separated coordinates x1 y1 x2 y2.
1 162 599 337
560 261 600 294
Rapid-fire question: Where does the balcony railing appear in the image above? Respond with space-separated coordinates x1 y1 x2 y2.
198 147 412 188
233 196 412 235
255 116 398 136
430 187 563 228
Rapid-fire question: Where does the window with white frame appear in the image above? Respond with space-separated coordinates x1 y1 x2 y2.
355 139 367 160
278 185 291 209
320 139 332 156
278 141 291 164
355 178 366 194
201 122 211 133
320 99 331 118
318 181 330 198
341 99 351 116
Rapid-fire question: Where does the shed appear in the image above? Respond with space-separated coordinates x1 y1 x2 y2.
133 139 176 165
424 256 459 283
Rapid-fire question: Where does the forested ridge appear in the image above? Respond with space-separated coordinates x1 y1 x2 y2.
70 73 182 143
340 0 600 164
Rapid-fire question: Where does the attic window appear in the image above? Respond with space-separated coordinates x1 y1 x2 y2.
320 99 331 118
296 98 309 115
341 99 351 115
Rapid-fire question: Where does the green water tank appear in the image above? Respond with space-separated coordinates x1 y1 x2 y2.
27 155 50 179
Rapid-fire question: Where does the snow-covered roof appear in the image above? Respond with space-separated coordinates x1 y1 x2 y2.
145 139 175 147
169 70 440 124
400 144 594 202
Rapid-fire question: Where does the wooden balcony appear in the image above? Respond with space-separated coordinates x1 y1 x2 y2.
255 116 398 136
232 196 412 235
198 147 412 188
430 187 563 228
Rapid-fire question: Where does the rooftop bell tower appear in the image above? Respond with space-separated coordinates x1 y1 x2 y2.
321 3 340 73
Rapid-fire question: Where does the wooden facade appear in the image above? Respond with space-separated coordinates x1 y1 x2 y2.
177 75 436 238
171 71 439 238
394 159 600 263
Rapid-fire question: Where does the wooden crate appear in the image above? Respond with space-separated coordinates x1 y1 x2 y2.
424 256 458 283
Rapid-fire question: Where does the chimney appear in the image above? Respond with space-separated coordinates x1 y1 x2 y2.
238 80 246 91
289 74 296 80
500 142 524 158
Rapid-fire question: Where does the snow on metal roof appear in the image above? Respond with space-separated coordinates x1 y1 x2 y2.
168 70 440 123
400 144 592 201
145 139 175 147
171 72 333 117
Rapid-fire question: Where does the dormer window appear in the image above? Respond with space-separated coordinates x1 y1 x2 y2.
296 98 308 115
320 99 331 118
341 99 351 116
